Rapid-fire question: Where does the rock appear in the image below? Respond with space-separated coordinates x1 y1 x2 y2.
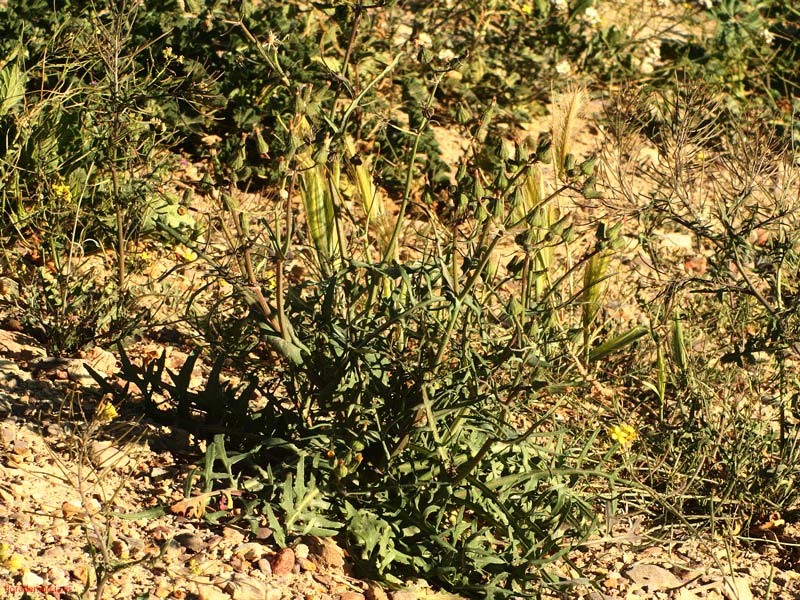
79 347 117 376
150 467 170 479
1 318 23 332
48 568 71 589
307 536 345 573
624 563 682 591
65 359 97 387
265 587 283 600
0 277 19 299
83 497 101 515
198 585 232 600
41 545 66 560
294 543 309 560
61 501 84 519
312 573 334 588
257 558 272 578
231 555 247 573
175 532 205 553
298 557 315 572
0 360 28 386
222 527 245 545
1 421 16 445
722 576 753 600
656 232 694 252
256 526 273 540
365 581 389 600
72 565 89 585
271 547 295 576
225 574 267 600
153 577 172 598
0 330 45 362
126 537 146 559
234 542 266 561
110 538 129 559
10 512 30 529
90 441 131 471
684 255 707 276
21 570 44 587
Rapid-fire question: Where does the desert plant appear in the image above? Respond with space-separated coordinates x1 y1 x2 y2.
41 388 159 600
603 82 800 529
142 70 654 596
0 2 200 354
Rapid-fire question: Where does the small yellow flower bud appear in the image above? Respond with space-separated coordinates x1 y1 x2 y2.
608 423 637 447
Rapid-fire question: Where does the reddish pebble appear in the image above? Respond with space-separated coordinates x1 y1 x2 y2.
271 547 295 576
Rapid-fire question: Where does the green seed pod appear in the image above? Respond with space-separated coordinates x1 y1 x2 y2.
475 203 487 222
580 155 597 176
483 255 498 281
255 128 270 157
535 135 552 163
610 236 626 250
550 213 571 236
456 103 472 125
607 221 623 241
515 142 529 164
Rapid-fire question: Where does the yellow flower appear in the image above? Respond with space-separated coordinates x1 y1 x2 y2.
96 399 118 423
188 558 201 575
52 182 73 202
175 244 198 262
4 553 24 572
608 423 637 447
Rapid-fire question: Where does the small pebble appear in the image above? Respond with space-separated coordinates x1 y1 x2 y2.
174 532 205 553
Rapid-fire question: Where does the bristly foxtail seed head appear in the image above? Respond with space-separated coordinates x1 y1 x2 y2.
551 87 588 181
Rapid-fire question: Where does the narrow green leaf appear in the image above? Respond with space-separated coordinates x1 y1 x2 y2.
588 325 648 361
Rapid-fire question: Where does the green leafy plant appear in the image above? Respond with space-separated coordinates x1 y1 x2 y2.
159 76 649 596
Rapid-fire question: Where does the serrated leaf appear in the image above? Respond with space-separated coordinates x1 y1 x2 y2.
0 61 26 117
